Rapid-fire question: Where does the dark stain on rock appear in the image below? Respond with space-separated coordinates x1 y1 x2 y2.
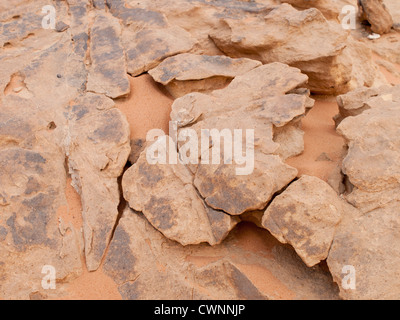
0 226 8 242
103 225 137 284
24 177 41 195
145 196 175 230
7 193 55 250
92 110 124 142
229 263 266 300
119 280 141 300
138 163 163 187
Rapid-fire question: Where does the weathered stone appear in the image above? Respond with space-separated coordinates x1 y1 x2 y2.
327 85 400 299
359 0 393 34
103 207 338 299
280 0 357 20
337 86 400 193
328 201 400 299
122 145 240 246
86 12 130 98
262 176 343 267
65 93 131 271
0 96 82 299
123 26 196 76
209 3 377 94
149 53 262 98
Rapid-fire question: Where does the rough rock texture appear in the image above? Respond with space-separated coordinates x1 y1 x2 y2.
102 207 340 299
122 148 240 246
0 95 83 299
122 62 312 245
86 12 130 98
280 0 357 20
262 176 343 267
327 84 400 299
359 0 393 34
65 93 131 271
122 26 196 76
209 3 377 94
149 53 262 98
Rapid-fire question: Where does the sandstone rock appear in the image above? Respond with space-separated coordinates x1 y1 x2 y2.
122 142 240 246
106 0 168 29
87 12 130 99
0 96 83 299
280 0 357 20
337 86 400 193
262 176 343 267
171 63 310 215
209 3 376 94
327 85 400 299
103 207 339 299
149 53 262 98
327 201 400 299
359 0 393 34
65 93 131 271
122 63 310 244
122 26 196 76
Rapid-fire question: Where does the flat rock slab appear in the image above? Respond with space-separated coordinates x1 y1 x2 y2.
122 63 312 245
87 12 130 99
65 93 131 271
149 53 262 97
123 26 196 76
359 0 393 34
262 175 343 267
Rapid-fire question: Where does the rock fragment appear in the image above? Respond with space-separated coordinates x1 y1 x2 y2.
262 176 343 267
359 0 393 34
149 53 262 98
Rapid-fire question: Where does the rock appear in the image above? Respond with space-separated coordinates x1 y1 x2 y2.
0 96 82 299
262 176 343 267
122 142 240 246
172 63 310 215
103 208 265 299
209 3 377 94
106 0 168 29
103 207 339 299
280 0 357 20
149 53 262 98
327 201 400 299
86 12 130 99
327 85 400 299
122 62 310 244
337 86 400 193
65 93 131 271
122 26 196 76
359 0 393 34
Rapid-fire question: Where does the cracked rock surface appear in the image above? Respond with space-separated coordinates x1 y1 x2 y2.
0 0 399 300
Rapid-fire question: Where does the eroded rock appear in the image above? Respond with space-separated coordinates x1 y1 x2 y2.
262 175 343 267
359 0 393 34
122 26 196 76
209 3 377 94
149 53 262 98
87 12 130 98
65 93 131 271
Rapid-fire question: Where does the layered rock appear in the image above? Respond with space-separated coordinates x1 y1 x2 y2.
122 26 196 76
0 95 83 299
209 3 377 94
65 93 131 271
87 12 130 98
102 207 339 299
359 0 393 34
327 84 400 299
262 176 343 267
123 62 312 245
148 53 262 98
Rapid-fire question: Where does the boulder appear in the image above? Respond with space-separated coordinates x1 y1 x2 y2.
149 53 262 98
122 26 196 76
359 0 393 34
262 176 343 267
